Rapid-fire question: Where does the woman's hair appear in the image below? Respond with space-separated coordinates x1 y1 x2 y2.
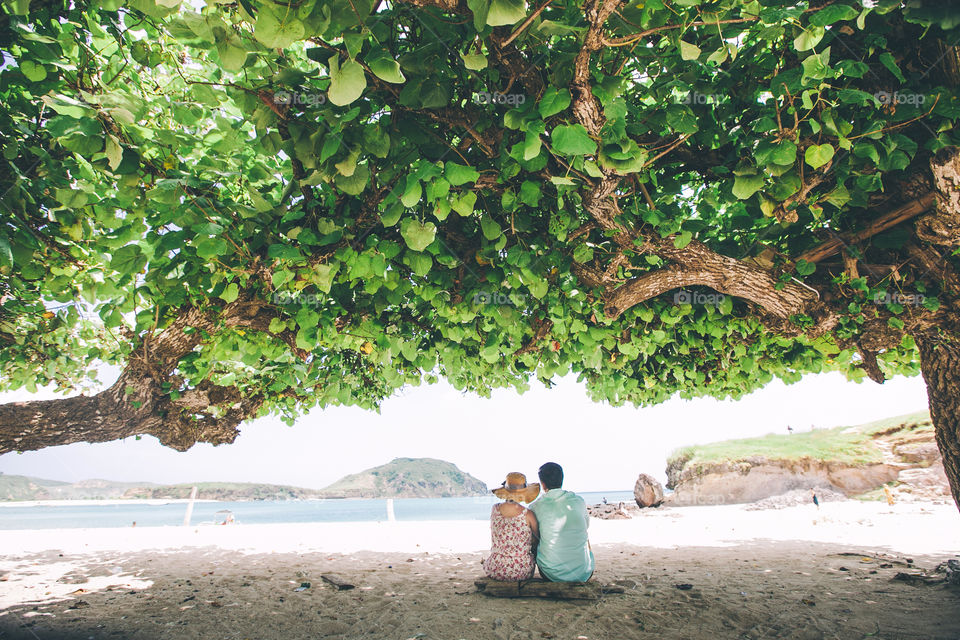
538 462 563 489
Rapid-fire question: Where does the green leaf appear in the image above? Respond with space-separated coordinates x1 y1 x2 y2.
801 48 833 83
538 88 571 118
254 6 305 49
878 51 905 83
551 124 596 156
793 27 824 52
216 36 248 72
220 282 239 303
678 40 701 61
480 214 502 240
335 164 369 195
809 4 858 26
673 230 693 249
327 55 367 106
19 60 47 82
795 259 816 276
461 53 488 70
401 177 422 207
732 174 765 199
366 48 406 83
445 162 481 186
573 244 594 263
769 140 797 165
451 192 477 216
719 295 734 315
486 0 526 26
665 105 698 134
467 0 489 31
804 143 835 169
110 244 147 275
399 219 437 252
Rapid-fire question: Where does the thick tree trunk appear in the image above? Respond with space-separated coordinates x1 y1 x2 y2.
0 372 166 452
917 334 960 513
0 371 256 453
0 300 274 453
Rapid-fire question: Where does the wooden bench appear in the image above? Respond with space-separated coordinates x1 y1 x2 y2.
474 577 624 600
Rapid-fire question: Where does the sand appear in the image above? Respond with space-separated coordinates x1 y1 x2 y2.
1 501 958 639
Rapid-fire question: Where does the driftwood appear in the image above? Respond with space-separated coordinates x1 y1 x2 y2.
474 578 624 600
321 574 355 590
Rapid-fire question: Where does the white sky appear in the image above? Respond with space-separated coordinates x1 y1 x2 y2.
0 371 930 492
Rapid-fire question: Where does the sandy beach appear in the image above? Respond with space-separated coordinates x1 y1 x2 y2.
1 501 958 639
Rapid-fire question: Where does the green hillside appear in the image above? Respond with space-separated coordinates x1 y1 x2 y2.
0 457 487 501
0 474 68 501
123 482 324 501
667 411 932 478
321 457 488 498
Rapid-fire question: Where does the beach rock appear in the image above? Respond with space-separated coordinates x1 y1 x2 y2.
634 474 665 508
744 487 847 510
587 502 639 519
937 559 960 585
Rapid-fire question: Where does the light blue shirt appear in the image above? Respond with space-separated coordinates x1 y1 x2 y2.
529 488 595 582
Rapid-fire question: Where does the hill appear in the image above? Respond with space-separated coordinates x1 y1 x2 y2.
320 458 488 498
122 482 324 502
665 411 950 506
0 458 487 501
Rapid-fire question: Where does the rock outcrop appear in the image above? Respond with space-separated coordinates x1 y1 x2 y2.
633 473 664 508
666 412 951 506
666 458 900 506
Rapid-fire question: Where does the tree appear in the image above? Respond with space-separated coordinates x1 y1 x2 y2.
1 0 958 505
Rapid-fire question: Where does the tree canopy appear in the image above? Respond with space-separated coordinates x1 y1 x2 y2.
1 0 959 491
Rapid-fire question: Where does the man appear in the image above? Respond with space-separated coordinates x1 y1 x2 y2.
528 462 595 582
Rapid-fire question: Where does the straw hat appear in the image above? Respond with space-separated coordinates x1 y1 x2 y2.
491 472 540 503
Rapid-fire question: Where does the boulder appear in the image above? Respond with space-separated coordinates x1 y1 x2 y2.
634 473 664 508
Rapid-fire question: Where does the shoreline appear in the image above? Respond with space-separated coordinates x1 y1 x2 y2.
0 501 957 556
0 498 220 508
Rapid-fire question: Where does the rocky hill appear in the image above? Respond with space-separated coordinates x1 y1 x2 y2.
122 482 325 501
665 411 950 506
319 457 488 498
0 475 154 501
1 458 488 501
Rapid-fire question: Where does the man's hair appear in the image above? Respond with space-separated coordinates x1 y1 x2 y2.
538 462 563 490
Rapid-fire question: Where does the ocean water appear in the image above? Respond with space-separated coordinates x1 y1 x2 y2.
0 491 636 530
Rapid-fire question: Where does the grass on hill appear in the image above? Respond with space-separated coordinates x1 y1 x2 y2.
668 410 931 468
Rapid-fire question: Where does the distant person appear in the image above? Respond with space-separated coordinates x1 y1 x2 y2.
787 425 794 435
884 485 895 506
529 462 595 582
811 489 820 509
483 472 540 581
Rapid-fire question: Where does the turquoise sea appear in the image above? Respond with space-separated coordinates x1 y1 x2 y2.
0 491 636 530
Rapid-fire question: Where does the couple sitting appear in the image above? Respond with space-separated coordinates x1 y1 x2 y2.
483 462 595 583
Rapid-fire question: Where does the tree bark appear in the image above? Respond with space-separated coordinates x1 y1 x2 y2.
0 300 276 453
917 334 960 512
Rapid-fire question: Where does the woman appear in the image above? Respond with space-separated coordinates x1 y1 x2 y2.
483 472 540 581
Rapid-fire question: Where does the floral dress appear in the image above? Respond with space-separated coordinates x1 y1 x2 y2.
482 503 535 581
